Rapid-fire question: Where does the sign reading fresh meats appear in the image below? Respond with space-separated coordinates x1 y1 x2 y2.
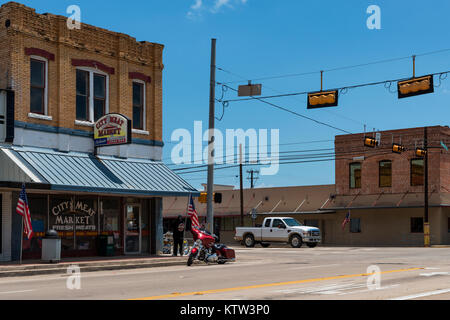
94 113 132 147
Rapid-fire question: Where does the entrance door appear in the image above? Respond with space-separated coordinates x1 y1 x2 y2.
125 204 141 254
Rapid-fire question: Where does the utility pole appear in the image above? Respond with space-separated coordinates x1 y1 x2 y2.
206 38 216 234
424 126 430 247
247 169 260 189
239 144 244 227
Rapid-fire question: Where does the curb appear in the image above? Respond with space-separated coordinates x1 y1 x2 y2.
0 259 196 278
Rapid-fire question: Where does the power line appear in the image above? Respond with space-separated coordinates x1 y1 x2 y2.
220 69 450 103
162 139 334 163
217 47 450 85
221 84 353 134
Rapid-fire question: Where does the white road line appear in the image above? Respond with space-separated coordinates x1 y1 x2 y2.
338 284 400 296
0 289 35 295
420 272 450 277
390 288 450 300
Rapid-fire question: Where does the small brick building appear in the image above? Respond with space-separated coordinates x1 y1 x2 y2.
0 2 196 262
327 125 450 246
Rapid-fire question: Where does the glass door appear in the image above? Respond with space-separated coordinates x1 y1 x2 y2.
125 204 141 254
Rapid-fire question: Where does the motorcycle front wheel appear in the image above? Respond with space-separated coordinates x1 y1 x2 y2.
187 252 195 266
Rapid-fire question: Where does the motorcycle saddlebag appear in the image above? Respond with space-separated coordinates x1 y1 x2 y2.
222 247 235 259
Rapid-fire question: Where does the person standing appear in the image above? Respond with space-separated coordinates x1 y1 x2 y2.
172 215 185 256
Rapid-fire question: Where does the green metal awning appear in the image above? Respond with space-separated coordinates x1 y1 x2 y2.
0 145 198 197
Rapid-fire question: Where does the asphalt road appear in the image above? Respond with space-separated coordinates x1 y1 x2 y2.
1 246 450 300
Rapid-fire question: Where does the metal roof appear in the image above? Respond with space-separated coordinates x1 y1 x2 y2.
0 146 198 197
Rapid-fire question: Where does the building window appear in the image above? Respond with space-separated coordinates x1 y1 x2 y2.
379 160 392 187
76 70 89 121
349 162 362 189
94 74 106 122
411 217 424 233
132 81 145 130
350 218 361 233
76 68 108 122
411 159 424 186
448 217 450 233
30 58 47 115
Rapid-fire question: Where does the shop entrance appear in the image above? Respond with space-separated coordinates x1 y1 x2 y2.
125 204 141 254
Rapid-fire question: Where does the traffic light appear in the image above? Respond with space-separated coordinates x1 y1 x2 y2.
198 192 222 204
392 143 406 154
364 137 379 148
214 192 222 204
415 148 427 158
397 75 434 99
198 192 208 203
307 90 338 109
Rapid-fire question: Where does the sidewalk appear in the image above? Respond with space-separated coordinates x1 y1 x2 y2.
0 254 192 278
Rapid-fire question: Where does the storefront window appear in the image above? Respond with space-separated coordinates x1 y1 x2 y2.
75 196 98 252
125 204 140 253
100 198 122 251
49 195 98 255
22 195 47 259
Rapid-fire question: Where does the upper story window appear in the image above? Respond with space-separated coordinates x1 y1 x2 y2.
76 68 108 122
132 81 145 130
349 162 362 189
379 160 392 187
30 57 47 115
411 158 424 186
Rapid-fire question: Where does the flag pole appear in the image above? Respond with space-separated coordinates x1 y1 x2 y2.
20 216 23 265
183 193 191 245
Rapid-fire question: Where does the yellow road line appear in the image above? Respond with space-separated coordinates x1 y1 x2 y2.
130 267 424 300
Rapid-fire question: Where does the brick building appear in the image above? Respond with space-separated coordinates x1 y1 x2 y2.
0 2 197 262
327 125 450 246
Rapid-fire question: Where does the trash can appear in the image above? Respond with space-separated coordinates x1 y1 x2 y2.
98 235 114 256
41 229 61 263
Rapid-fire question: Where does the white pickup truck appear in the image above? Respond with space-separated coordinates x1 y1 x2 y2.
235 217 321 248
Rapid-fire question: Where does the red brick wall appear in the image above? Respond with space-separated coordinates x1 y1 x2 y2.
335 126 450 196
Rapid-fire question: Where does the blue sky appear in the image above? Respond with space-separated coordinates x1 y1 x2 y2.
9 0 450 190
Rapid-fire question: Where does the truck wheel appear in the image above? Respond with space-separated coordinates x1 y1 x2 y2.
261 243 270 248
306 243 317 248
244 234 255 247
290 235 302 248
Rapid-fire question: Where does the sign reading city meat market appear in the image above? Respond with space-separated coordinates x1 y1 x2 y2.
51 200 97 231
94 113 132 147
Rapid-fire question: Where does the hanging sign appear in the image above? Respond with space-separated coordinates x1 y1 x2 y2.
94 113 132 147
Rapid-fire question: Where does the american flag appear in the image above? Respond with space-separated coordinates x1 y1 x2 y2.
188 194 200 228
341 211 351 231
16 184 33 239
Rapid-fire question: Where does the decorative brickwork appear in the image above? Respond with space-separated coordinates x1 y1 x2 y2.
129 72 151 83
71 59 114 74
24 47 55 60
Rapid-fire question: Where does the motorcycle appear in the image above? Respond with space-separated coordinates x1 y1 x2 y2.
187 226 236 266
